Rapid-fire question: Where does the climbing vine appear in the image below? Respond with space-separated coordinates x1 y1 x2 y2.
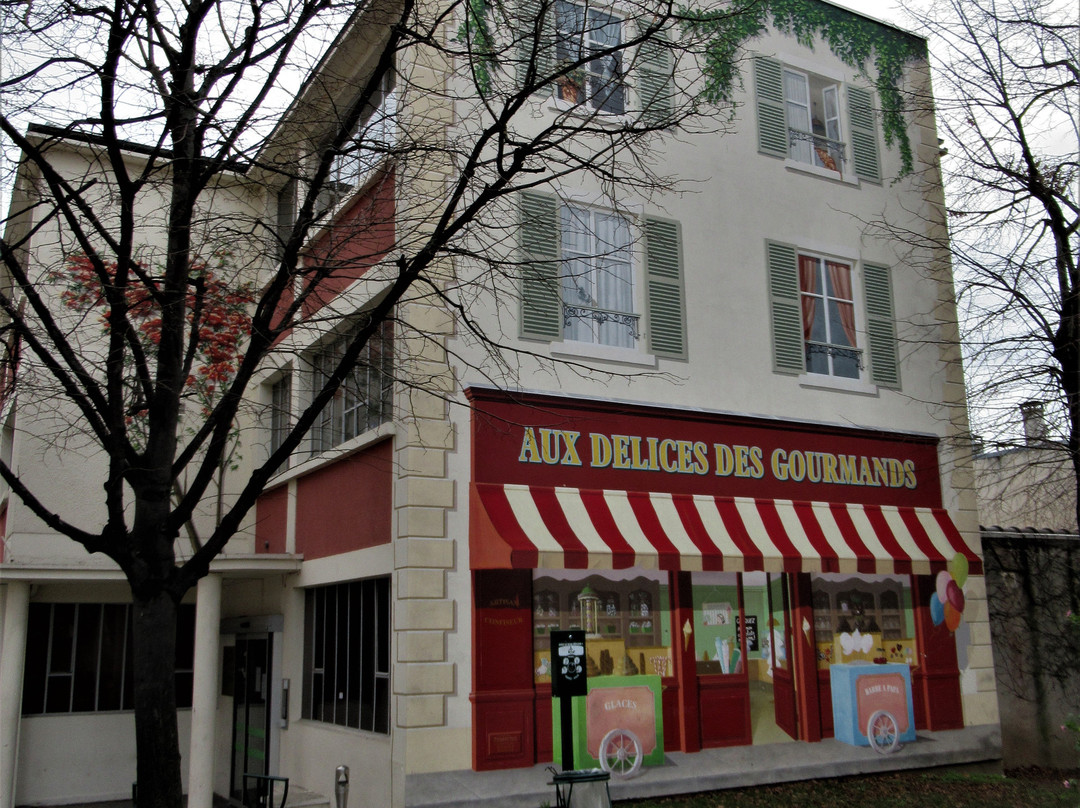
683 0 926 176
458 0 926 176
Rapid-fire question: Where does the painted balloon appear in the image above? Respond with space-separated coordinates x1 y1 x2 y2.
949 553 969 588
946 579 965 613
944 601 962 632
936 570 952 603
930 592 945 626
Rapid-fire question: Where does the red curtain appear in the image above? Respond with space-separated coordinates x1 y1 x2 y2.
827 261 856 348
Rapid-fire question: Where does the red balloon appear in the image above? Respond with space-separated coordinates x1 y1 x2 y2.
946 580 965 613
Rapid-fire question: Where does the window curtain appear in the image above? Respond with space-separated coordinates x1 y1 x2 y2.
826 260 856 347
798 255 818 341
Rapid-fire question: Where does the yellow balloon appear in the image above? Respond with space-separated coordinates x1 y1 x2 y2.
949 553 969 588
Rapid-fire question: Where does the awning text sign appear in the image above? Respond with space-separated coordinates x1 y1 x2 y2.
469 390 943 508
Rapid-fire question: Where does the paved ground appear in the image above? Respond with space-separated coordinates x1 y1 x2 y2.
405 724 1002 808
30 724 1000 808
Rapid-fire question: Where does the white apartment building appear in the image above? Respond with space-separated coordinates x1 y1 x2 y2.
1 2 1001 807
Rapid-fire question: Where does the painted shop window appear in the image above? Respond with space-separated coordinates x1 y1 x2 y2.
21 603 195 714
311 318 394 453
691 572 743 676
532 570 672 683
302 577 390 733
810 573 915 669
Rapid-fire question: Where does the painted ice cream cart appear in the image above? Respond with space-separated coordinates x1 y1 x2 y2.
830 663 916 753
552 674 665 777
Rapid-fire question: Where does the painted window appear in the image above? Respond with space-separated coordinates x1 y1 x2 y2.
753 56 881 183
554 1 625 113
311 319 394 453
531 570 672 683
21 603 195 714
810 574 915 669
799 254 859 379
560 204 636 347
301 578 391 733
519 192 686 358
766 241 899 388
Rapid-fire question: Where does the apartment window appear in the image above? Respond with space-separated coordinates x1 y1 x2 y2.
312 319 393 453
318 71 397 214
302 578 390 733
519 191 686 359
560 204 636 348
270 373 292 456
799 255 859 378
554 1 624 114
754 57 881 184
21 603 195 714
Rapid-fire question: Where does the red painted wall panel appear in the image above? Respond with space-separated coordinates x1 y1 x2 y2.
303 171 396 320
255 486 289 554
294 439 393 559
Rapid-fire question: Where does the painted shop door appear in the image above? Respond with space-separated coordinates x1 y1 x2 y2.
230 633 273 805
767 573 798 739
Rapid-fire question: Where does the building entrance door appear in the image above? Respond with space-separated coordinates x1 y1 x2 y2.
230 633 273 805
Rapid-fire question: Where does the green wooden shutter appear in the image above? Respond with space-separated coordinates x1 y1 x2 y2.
515 0 553 93
863 262 899 388
847 86 881 183
645 216 685 359
767 240 805 374
753 57 788 159
519 192 562 341
638 30 673 126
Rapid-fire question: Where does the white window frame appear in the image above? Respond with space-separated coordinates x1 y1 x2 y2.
310 319 394 455
269 372 293 458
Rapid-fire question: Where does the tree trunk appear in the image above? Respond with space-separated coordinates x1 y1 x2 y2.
132 591 183 808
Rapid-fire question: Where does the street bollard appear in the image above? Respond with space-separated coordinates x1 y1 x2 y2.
334 766 349 808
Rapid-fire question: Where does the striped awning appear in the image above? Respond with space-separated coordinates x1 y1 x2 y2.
470 483 982 575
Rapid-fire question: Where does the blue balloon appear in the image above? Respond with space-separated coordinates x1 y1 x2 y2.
930 592 945 626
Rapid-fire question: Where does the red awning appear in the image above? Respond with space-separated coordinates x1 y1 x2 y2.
470 483 982 575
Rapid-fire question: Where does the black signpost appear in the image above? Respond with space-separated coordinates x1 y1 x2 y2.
549 630 586 771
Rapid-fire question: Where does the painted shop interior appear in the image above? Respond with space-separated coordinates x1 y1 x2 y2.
0 2 1007 807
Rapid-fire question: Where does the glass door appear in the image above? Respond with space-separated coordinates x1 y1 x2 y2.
230 634 273 805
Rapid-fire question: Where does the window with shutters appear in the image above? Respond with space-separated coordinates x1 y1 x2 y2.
553 1 624 113
753 56 881 184
767 240 899 389
518 191 686 360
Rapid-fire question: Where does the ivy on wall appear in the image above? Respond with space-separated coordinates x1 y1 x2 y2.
683 0 926 176
457 0 926 176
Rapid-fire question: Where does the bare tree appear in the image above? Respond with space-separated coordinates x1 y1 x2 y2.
899 0 1079 519
0 0 930 805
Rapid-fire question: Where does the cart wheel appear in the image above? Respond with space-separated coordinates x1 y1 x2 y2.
598 728 643 778
866 710 901 754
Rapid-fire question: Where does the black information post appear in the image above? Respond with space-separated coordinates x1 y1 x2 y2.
549 630 587 771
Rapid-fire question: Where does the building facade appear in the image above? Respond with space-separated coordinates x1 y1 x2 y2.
1 2 1001 807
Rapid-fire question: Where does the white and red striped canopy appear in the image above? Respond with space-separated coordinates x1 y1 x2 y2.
470 483 982 575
